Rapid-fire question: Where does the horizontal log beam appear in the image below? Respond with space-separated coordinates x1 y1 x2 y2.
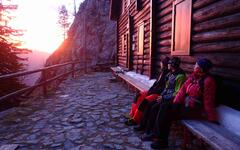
156 13 172 25
193 0 218 10
193 27 240 42
156 4 172 18
158 31 171 40
157 39 171 47
156 46 170 53
194 13 240 32
193 0 240 23
157 0 174 10
157 23 171 32
192 41 240 53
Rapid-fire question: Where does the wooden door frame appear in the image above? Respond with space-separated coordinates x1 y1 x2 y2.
127 13 133 70
149 0 156 79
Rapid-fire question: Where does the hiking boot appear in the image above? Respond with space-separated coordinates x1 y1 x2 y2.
151 140 168 149
124 119 137 126
133 125 145 132
123 113 131 119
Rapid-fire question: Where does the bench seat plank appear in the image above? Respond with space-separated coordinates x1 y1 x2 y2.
0 144 19 150
182 120 240 150
111 67 150 92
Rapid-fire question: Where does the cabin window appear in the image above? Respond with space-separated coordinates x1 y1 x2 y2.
121 34 125 55
138 22 144 55
171 0 192 55
122 0 125 14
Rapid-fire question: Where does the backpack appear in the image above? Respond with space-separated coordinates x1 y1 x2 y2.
199 74 223 107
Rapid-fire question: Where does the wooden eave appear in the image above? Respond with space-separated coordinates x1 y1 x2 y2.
109 0 120 21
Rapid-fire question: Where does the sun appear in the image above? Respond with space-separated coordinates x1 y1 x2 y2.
8 0 73 54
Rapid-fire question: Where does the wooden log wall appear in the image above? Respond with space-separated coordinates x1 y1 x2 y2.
117 0 151 76
117 0 128 68
154 0 240 109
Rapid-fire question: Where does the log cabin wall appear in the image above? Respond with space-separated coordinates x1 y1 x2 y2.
117 0 128 68
117 0 151 76
154 0 240 109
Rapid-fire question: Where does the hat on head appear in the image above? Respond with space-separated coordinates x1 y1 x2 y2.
161 57 170 65
168 57 181 68
196 58 213 72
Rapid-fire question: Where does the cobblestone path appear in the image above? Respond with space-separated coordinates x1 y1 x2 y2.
0 72 160 150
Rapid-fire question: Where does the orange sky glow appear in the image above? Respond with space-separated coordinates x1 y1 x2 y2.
5 0 83 54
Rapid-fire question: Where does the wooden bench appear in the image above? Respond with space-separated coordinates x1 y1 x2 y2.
111 67 240 149
182 105 240 150
110 67 151 92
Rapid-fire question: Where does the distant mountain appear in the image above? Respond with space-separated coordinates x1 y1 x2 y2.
20 50 50 86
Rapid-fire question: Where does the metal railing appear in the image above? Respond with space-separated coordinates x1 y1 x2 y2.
0 60 84 102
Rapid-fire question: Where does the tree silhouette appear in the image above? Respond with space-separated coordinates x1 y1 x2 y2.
58 5 70 40
0 1 30 110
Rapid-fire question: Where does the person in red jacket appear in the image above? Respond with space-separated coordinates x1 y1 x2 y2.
150 58 218 149
124 57 170 126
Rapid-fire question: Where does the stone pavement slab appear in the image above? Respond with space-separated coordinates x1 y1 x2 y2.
0 72 161 150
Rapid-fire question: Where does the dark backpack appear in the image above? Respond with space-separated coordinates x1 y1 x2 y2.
199 75 223 107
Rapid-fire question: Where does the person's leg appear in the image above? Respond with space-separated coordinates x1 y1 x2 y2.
129 91 148 117
134 100 158 132
145 101 161 134
151 103 181 149
131 94 159 124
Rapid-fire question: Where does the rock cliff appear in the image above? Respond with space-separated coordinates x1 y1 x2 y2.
45 0 116 70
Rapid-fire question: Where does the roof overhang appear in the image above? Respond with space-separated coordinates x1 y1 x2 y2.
109 0 121 21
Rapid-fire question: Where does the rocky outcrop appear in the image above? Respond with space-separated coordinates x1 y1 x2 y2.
45 0 116 69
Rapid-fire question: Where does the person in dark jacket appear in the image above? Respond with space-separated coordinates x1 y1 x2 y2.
124 57 170 126
150 58 218 149
138 57 186 136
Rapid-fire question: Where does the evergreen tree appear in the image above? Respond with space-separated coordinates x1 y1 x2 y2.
58 5 70 40
0 1 29 104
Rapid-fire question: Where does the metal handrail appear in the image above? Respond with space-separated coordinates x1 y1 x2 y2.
0 60 84 102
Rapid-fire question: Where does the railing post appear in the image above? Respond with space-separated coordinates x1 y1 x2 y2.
42 69 47 95
84 61 87 74
72 62 75 78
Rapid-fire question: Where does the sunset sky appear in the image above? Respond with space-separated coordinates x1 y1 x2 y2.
5 0 84 54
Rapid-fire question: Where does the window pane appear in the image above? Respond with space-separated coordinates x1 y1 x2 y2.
172 0 192 55
138 24 144 55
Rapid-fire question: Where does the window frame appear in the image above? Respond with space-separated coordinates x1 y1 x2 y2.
121 34 125 56
122 0 125 14
137 22 144 55
171 0 192 56
127 0 131 7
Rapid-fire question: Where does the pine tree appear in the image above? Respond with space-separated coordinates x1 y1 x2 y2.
0 1 30 108
58 5 70 40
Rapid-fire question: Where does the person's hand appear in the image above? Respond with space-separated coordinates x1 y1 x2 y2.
156 96 162 103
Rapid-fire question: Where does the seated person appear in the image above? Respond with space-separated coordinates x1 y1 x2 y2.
124 57 170 126
137 57 186 136
150 58 218 149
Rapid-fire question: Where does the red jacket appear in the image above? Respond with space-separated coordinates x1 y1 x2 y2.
173 74 218 121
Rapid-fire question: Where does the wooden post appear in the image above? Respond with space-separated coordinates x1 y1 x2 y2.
42 70 47 95
72 62 75 78
149 0 156 79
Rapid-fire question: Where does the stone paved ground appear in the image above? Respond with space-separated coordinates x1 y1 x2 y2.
0 72 183 150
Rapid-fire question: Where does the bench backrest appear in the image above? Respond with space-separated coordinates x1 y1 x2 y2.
217 105 240 136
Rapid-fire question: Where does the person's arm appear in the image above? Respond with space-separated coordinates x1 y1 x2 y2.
173 76 191 104
203 76 218 122
173 74 186 96
162 74 186 101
